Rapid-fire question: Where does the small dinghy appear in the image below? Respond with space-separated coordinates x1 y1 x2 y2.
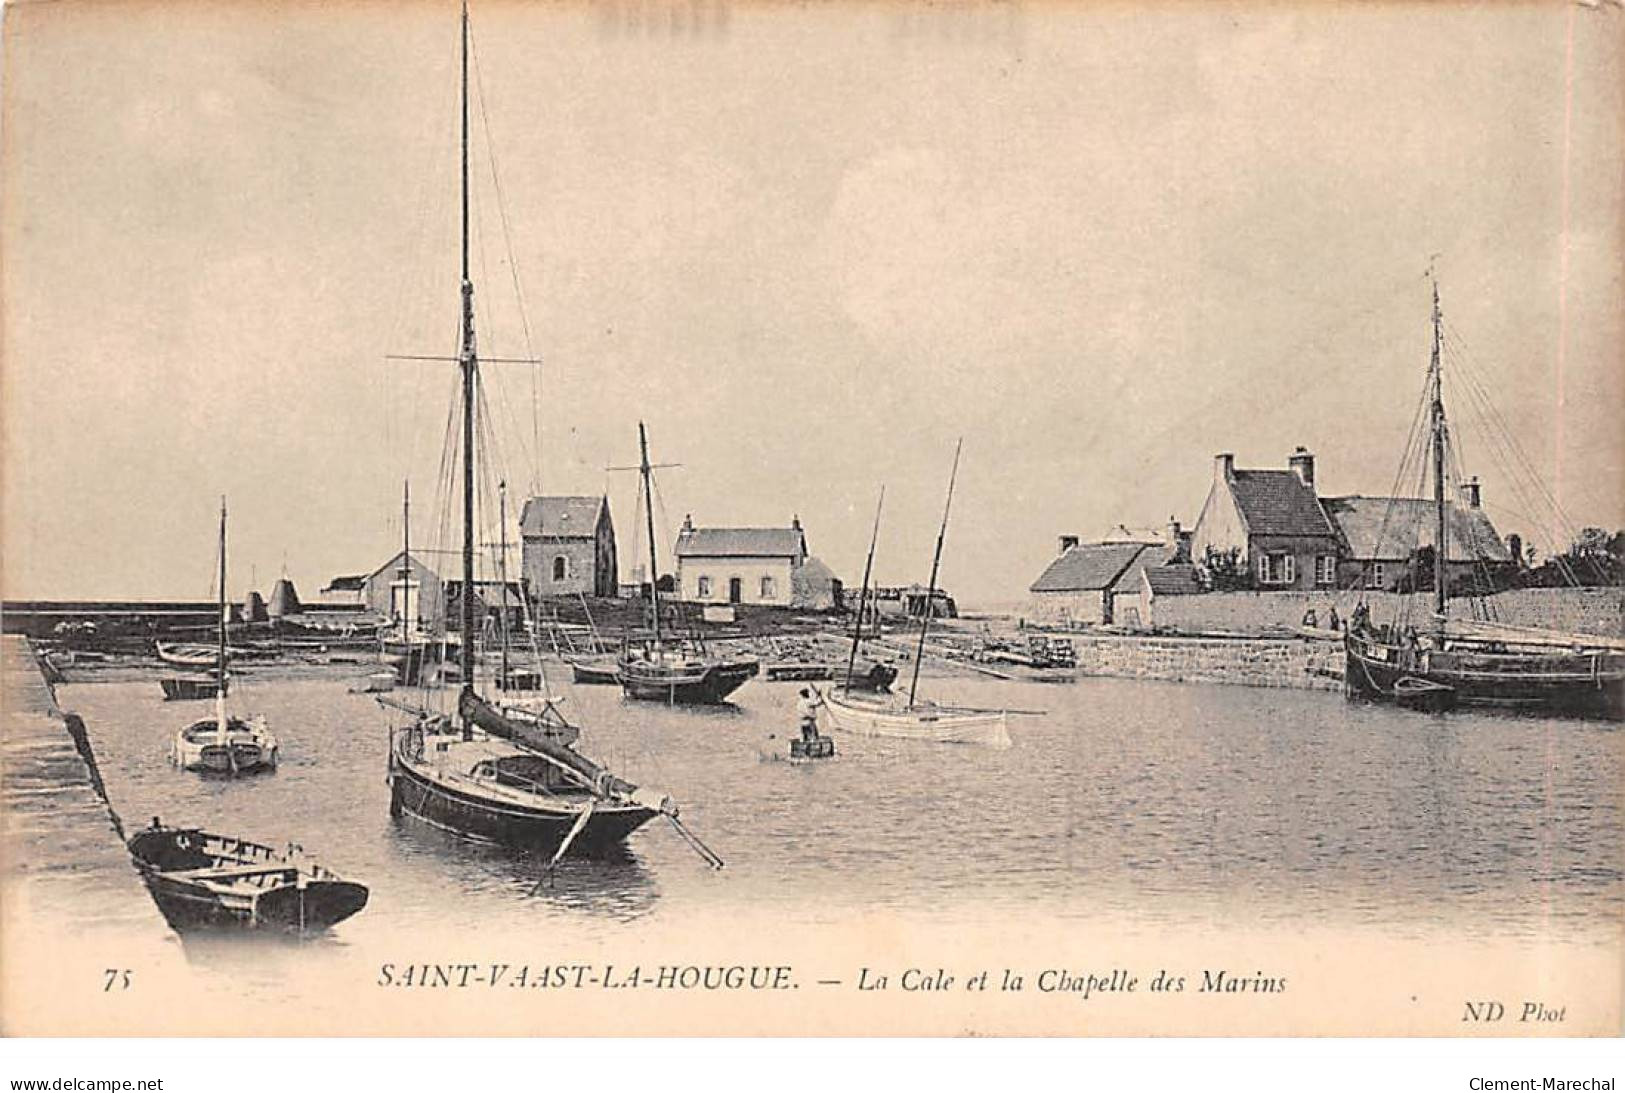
567 655 620 685
161 675 222 701
349 670 397 695
127 819 368 933
1392 675 1458 713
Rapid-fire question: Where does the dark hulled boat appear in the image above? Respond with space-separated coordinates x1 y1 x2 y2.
379 3 722 871
616 643 759 704
128 820 368 933
388 692 669 855
613 422 758 705
1344 279 1625 718
160 675 221 701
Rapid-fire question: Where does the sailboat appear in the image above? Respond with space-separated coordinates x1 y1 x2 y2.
614 422 759 705
819 442 1012 747
173 498 279 774
833 487 899 694
1344 280 1625 716
381 4 721 867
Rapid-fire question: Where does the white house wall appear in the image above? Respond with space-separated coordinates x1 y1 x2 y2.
678 557 796 606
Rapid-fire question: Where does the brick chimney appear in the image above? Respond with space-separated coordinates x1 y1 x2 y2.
1058 535 1079 554
1167 516 1182 542
1506 532 1523 567
791 514 802 530
1289 446 1315 489
1214 452 1234 482
1460 477 1481 509
681 513 694 532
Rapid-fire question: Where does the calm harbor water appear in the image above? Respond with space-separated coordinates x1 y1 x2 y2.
55 669 1624 951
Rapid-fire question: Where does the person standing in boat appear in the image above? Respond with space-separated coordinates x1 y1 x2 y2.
797 687 824 743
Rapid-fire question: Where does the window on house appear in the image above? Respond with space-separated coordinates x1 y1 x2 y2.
760 576 776 599
552 556 568 581
1258 553 1295 585
1316 555 1336 586
1369 562 1385 588
697 576 712 598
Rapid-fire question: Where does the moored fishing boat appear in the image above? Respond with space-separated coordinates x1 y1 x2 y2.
173 499 279 775
1344 279 1625 718
614 422 758 705
820 688 1010 747
821 447 1011 746
380 2 723 870
127 819 368 933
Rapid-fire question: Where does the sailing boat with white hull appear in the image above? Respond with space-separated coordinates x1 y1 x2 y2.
820 442 1011 747
174 498 279 775
1344 280 1625 717
381 3 720 866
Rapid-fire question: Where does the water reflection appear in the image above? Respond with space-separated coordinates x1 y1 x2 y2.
384 814 658 922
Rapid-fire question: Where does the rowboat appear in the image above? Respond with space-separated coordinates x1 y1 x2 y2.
820 686 1011 748
127 820 368 933
566 654 619 685
160 675 221 701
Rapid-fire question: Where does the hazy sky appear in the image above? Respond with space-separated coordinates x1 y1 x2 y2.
4 1 1621 605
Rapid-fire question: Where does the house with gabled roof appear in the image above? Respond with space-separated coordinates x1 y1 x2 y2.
1191 448 1343 591
673 514 838 608
520 495 618 599
1321 479 1511 591
1028 531 1186 627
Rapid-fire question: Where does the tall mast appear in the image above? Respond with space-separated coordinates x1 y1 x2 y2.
844 486 885 690
1430 277 1448 621
498 480 510 687
908 439 962 708
400 478 411 639
638 422 661 646
216 497 228 740
458 0 477 734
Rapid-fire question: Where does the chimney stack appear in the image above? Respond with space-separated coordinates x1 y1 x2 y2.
791 514 802 530
1167 517 1182 543
1215 452 1235 481
1288 446 1316 489
681 513 694 532
1460 477 1481 509
1058 535 1079 554
1506 532 1523 567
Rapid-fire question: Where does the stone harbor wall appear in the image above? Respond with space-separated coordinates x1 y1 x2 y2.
1068 633 1342 693
1146 587 1625 638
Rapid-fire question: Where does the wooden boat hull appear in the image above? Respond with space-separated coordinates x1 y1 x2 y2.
127 825 368 933
389 752 656 854
175 718 278 774
567 657 620 685
1345 634 1625 717
616 657 759 705
161 676 222 701
821 690 1011 747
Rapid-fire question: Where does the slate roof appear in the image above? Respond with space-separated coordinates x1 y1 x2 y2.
322 574 367 593
1228 470 1339 539
1030 543 1151 593
520 496 605 539
675 527 806 558
1321 496 1511 563
1143 563 1204 596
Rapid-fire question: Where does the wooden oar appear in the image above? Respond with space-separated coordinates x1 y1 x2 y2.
666 814 725 870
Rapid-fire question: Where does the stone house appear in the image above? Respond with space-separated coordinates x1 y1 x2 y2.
674 515 838 608
520 496 618 599
1029 537 1181 626
1191 448 1342 591
1320 479 1511 591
